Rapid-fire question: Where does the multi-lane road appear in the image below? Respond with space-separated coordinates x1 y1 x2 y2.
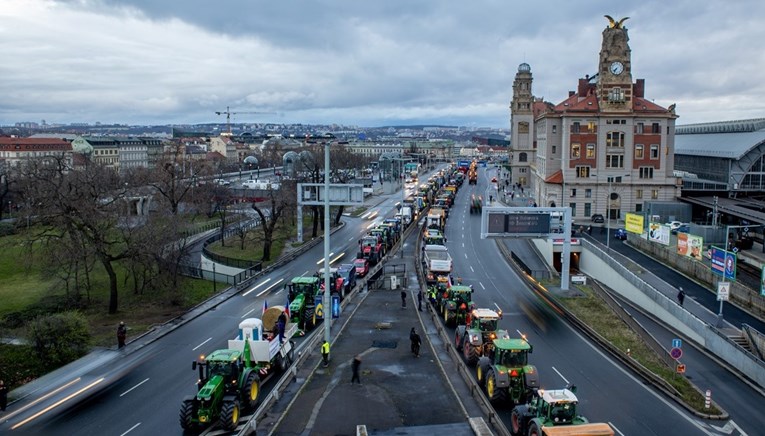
2 163 763 435
442 165 759 435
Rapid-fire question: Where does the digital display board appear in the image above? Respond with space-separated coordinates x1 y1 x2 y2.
483 208 552 237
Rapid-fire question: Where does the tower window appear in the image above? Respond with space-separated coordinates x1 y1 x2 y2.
606 154 624 168
575 166 591 178
586 144 595 158
572 122 580 133
635 144 644 159
639 167 654 179
650 144 659 159
571 143 581 158
606 131 625 147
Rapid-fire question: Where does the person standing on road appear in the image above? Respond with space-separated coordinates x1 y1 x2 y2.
677 287 686 306
0 380 8 412
321 340 330 367
351 355 362 384
410 328 422 357
117 321 127 349
401 290 407 309
417 290 423 311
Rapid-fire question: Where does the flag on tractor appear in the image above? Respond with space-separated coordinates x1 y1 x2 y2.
285 295 291 318
262 299 268 315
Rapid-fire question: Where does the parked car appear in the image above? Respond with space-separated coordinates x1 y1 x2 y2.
213 178 230 186
674 224 690 235
354 258 369 277
614 228 627 240
667 221 683 231
591 214 604 223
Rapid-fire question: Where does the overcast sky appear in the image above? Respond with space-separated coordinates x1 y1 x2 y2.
2 0 763 128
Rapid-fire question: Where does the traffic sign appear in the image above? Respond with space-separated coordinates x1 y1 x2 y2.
677 363 686 374
717 282 730 301
672 338 682 349
670 347 683 360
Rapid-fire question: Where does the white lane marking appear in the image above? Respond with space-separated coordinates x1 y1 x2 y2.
609 423 626 436
470 266 474 272
462 243 465 248
192 338 212 351
464 253 468 259
257 278 285 297
241 308 255 318
551 366 570 384
242 278 271 296
120 423 141 436
348 237 354 241
119 378 149 397
479 282 485 290
301 270 309 277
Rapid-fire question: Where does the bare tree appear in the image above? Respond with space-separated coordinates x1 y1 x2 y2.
145 142 204 215
250 180 296 261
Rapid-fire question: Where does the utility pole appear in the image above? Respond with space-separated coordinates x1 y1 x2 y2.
323 141 332 344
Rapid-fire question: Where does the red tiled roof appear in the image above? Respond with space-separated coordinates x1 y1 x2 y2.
0 137 70 146
545 170 563 184
632 97 669 113
553 94 600 113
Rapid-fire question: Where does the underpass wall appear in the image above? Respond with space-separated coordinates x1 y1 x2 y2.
576 241 705 345
577 240 765 389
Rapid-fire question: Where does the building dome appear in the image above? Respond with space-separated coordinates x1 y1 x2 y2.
518 63 531 73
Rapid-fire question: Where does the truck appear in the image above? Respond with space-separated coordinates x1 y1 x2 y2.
476 337 539 406
285 277 319 330
423 229 446 246
422 244 452 285
396 205 413 226
336 263 358 297
315 267 347 299
510 387 614 436
180 314 296 431
455 308 509 366
359 234 384 265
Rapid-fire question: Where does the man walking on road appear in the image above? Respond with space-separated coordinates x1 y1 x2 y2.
677 287 686 306
417 290 423 311
401 290 407 308
321 340 330 367
351 355 362 384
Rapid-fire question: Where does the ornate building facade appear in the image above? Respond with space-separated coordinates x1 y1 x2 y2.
510 17 680 221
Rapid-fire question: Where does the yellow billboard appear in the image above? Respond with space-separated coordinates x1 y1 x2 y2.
625 213 644 234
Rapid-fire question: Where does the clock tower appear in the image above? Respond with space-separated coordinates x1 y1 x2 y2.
597 16 632 112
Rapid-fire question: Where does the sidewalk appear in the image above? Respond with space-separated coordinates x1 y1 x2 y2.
257 229 486 436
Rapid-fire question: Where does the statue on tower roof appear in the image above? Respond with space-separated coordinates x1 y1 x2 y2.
604 15 630 29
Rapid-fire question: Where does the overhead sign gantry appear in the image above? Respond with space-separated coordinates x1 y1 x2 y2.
481 206 573 291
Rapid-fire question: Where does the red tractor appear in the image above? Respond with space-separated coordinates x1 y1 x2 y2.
359 235 384 265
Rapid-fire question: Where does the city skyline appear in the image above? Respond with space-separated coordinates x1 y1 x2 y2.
2 0 763 128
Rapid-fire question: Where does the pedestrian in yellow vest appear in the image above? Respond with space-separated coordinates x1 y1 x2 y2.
321 341 330 367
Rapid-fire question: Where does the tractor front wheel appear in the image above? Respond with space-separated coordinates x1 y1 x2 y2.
242 372 260 410
220 399 240 431
305 307 315 330
486 369 504 403
510 406 528 436
179 399 195 430
527 422 541 436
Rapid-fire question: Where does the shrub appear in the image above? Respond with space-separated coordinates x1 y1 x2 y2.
26 311 91 370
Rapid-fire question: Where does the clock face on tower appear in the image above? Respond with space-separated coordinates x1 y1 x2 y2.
609 61 624 75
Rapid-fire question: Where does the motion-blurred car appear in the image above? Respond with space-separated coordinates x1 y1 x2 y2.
591 214 604 223
213 178 230 186
354 258 369 277
614 228 627 240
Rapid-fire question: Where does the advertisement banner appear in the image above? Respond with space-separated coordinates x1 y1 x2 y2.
710 246 736 281
625 213 644 234
648 222 670 246
677 233 704 260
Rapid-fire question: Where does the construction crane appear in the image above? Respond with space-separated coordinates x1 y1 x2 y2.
214 106 274 135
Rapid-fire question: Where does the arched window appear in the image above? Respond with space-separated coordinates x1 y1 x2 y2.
519 152 528 162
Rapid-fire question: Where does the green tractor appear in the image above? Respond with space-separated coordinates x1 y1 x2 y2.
286 276 319 331
180 346 259 431
475 337 539 406
440 284 474 327
180 317 296 432
510 386 614 436
455 308 509 366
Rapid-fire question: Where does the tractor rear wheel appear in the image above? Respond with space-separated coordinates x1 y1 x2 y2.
527 422 541 436
179 399 195 430
463 339 478 366
304 307 315 330
287 341 296 364
242 372 260 410
220 399 240 431
486 369 506 404
277 354 287 373
476 364 485 387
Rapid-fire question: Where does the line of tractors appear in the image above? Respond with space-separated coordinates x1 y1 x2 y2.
421 161 614 436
